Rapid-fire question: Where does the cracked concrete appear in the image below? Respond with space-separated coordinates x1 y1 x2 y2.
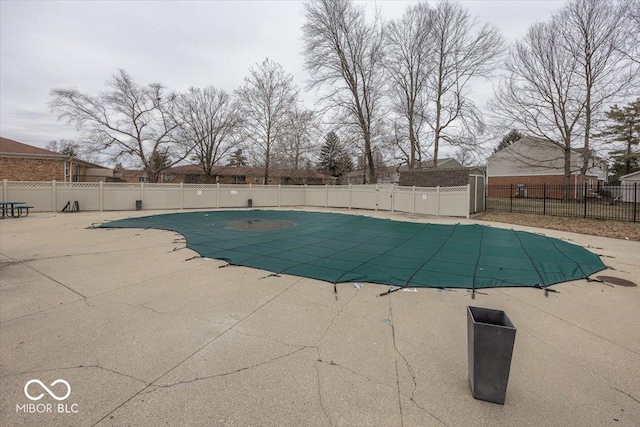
1 208 639 426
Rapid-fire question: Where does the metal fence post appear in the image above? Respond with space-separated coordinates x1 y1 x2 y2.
509 183 513 213
634 182 637 223
543 184 546 216
583 182 587 219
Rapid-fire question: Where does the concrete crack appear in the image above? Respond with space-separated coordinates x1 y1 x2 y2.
91 276 304 427
0 364 147 385
318 288 358 346
314 350 333 426
611 387 640 405
153 347 306 389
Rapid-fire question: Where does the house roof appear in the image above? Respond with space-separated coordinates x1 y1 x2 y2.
0 136 106 168
619 170 640 180
0 137 61 155
166 165 335 180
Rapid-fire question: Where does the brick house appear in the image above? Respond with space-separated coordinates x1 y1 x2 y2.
487 136 608 198
119 165 336 185
0 137 119 182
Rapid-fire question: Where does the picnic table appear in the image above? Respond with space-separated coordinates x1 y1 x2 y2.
0 201 31 218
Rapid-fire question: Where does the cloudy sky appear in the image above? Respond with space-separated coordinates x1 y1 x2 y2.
1 0 565 150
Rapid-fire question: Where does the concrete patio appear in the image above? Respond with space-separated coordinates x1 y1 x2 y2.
1 208 639 426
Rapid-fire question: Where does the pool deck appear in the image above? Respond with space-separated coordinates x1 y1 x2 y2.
1 208 639 426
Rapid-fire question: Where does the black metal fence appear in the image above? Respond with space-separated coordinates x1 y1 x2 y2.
486 183 639 222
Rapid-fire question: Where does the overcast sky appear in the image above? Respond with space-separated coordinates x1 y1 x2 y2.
1 0 565 150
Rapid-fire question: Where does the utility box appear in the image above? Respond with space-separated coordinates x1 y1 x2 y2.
467 306 516 404
136 200 142 211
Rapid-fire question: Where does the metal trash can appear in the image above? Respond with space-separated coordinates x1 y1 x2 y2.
136 200 142 211
467 306 516 404
248 198 253 208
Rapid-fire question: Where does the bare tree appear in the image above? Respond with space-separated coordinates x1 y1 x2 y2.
427 1 503 167
384 2 434 168
559 0 637 184
490 21 584 189
235 58 298 184
50 70 190 182
274 103 319 170
46 139 80 157
176 87 241 182
302 0 386 183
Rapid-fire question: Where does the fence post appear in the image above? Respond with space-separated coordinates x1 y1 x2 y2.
634 182 637 223
412 186 416 215
509 183 513 213
216 183 220 209
390 184 394 212
180 182 184 210
543 184 546 216
325 184 328 208
99 181 103 212
52 180 57 212
278 184 281 208
348 184 352 209
436 186 440 216
375 184 379 211
140 182 144 207
466 184 471 219
2 179 8 201
583 182 587 219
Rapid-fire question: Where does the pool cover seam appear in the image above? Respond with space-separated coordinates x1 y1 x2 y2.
402 224 458 288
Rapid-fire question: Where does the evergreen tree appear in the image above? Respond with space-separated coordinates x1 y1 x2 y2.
227 149 248 167
597 99 640 182
318 132 353 177
494 130 524 153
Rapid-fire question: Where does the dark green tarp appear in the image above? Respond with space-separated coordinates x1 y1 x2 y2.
100 210 605 289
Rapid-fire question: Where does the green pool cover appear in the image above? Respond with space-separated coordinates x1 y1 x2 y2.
100 210 605 289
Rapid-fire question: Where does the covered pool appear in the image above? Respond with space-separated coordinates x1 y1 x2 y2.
100 210 605 290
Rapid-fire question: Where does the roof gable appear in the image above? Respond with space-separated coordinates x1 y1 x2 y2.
0 137 60 155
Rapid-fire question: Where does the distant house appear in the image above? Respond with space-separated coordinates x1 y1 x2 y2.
487 136 607 197
0 137 120 182
620 171 640 203
342 158 463 185
120 165 336 185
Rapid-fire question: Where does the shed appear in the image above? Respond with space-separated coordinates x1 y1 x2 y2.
399 167 485 214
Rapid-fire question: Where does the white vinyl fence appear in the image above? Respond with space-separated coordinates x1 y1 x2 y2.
2 180 472 218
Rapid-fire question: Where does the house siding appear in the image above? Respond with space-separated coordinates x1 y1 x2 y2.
0 157 64 181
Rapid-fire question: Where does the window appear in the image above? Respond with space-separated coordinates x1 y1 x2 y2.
74 164 81 182
234 176 245 184
139 176 148 183
165 174 173 182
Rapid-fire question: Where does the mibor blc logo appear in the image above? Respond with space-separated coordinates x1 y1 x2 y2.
16 379 79 414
